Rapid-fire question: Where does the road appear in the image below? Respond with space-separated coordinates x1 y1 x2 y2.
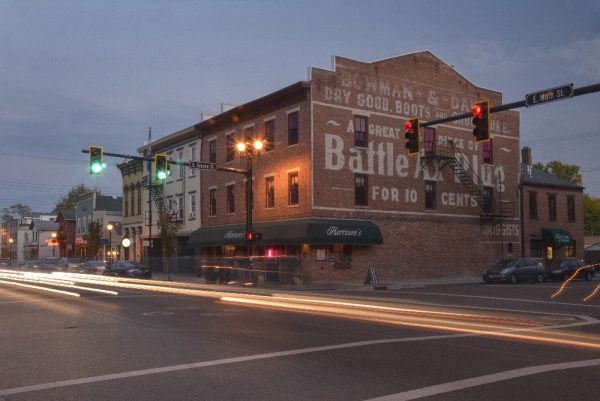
0 269 599 401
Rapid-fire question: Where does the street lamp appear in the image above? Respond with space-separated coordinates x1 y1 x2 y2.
8 238 13 264
236 138 265 256
51 232 57 258
106 223 114 264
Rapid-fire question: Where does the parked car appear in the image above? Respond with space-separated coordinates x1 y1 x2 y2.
57 258 82 271
31 259 60 272
483 258 545 284
80 260 108 274
102 262 152 278
546 258 595 281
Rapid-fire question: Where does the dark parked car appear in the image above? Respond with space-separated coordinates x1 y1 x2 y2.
102 262 152 278
546 258 595 281
483 258 545 284
57 258 82 271
81 260 108 274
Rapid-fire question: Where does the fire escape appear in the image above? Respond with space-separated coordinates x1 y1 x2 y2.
421 139 514 223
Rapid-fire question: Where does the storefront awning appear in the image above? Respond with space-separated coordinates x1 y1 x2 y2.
542 228 573 247
188 218 383 247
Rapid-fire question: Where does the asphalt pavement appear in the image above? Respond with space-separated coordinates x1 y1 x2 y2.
1 268 599 400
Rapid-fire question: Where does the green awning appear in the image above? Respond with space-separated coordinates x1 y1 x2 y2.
188 218 383 247
542 228 573 246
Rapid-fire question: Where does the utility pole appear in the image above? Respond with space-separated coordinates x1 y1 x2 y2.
146 127 152 269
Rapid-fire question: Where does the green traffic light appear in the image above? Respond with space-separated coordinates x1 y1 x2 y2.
91 163 103 174
157 170 167 180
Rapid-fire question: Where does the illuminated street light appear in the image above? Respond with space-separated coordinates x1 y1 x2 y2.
236 138 265 257
52 232 57 258
9 238 13 263
106 223 114 264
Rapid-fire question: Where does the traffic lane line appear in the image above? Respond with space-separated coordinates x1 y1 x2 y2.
363 358 600 401
0 319 595 397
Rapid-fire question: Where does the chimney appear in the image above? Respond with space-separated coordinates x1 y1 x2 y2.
521 147 532 165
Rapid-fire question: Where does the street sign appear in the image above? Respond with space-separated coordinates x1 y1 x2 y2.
100 238 109 246
525 84 574 107
189 161 217 170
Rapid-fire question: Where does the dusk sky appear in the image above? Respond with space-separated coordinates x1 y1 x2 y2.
1 0 599 213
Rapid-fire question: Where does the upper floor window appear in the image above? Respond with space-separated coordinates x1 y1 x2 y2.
178 149 184 179
209 188 217 216
288 111 298 145
190 145 197 177
189 192 196 217
483 140 493 164
124 188 129 217
567 196 575 222
288 172 299 205
209 140 217 164
354 116 367 147
226 185 235 214
355 174 368 206
243 126 254 143
529 191 538 220
548 194 557 221
137 185 142 215
226 134 235 162
483 186 494 212
425 181 436 209
265 176 275 208
264 119 275 152
130 187 135 216
423 127 435 156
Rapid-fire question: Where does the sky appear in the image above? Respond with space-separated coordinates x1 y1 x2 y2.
1 0 599 213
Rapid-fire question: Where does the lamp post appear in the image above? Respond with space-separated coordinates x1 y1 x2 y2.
106 223 114 264
9 238 13 264
51 232 57 258
236 139 264 256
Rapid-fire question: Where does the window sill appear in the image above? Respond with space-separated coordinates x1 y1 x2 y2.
287 143 299 148
287 204 299 208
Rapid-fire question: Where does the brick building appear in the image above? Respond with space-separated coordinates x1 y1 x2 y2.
181 51 521 280
55 209 76 258
520 147 584 264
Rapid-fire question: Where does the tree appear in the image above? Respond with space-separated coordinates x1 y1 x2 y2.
83 221 102 259
158 211 179 276
53 184 97 214
533 161 583 186
1 203 32 221
584 194 600 236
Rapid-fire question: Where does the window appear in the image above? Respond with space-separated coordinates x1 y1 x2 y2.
288 172 299 205
189 192 196 218
130 187 135 217
355 174 368 206
178 195 183 219
137 185 142 215
529 191 538 220
243 126 254 143
265 119 275 151
178 149 184 179
423 127 435 156
482 140 493 164
209 188 217 216
288 111 298 145
124 188 129 217
567 196 575 222
548 194 557 221
354 116 367 147
209 140 217 164
483 186 494 212
226 185 235 214
425 181 436 209
190 145 197 177
265 176 275 208
226 134 235 162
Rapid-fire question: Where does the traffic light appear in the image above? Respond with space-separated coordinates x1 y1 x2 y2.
153 153 169 182
89 146 103 175
245 232 262 241
404 118 420 156
472 100 490 142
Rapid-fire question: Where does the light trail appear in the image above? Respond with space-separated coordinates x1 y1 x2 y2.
583 283 600 302
550 262 600 298
0 280 80 297
220 295 600 350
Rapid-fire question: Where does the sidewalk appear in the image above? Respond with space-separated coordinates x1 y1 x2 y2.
150 272 482 293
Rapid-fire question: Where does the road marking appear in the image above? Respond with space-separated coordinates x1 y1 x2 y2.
364 358 600 401
399 291 600 308
0 319 594 397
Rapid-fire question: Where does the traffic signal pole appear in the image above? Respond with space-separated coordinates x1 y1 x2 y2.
420 82 600 128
